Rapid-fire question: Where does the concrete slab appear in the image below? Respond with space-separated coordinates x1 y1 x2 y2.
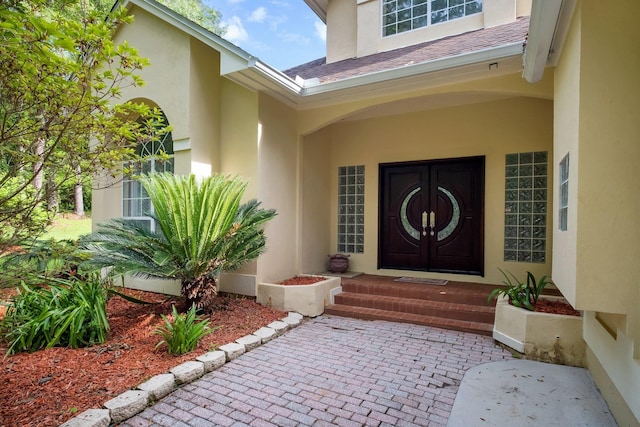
447 359 617 427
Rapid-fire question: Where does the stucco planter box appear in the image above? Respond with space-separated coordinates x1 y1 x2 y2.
493 296 585 367
256 275 341 317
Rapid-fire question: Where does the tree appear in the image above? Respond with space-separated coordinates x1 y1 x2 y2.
155 0 226 35
81 173 276 311
0 0 162 253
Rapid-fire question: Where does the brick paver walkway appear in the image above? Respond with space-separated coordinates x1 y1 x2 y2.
120 315 512 427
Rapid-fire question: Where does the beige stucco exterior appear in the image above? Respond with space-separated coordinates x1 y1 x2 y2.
326 0 531 64
300 94 553 285
95 0 640 423
549 1 640 425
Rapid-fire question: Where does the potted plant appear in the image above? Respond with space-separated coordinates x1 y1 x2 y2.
489 269 585 367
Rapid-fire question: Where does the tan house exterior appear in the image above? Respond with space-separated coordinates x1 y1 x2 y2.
93 0 640 424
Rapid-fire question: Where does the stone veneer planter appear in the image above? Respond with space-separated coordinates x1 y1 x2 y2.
256 275 342 317
493 295 586 367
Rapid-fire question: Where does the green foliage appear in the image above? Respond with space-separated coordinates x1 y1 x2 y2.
0 0 163 252
488 269 553 311
155 0 226 35
154 305 215 355
0 238 90 289
0 163 52 244
82 173 277 310
1 274 110 355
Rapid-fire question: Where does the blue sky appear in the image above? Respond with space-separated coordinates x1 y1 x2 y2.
207 0 327 71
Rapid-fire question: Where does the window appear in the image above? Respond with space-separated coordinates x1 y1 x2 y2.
337 165 365 254
122 113 174 232
504 152 548 263
559 153 569 231
383 0 483 37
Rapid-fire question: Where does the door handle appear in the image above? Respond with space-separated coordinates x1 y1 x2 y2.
429 211 436 236
421 211 428 236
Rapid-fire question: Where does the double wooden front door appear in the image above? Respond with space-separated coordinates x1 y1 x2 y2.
379 157 484 275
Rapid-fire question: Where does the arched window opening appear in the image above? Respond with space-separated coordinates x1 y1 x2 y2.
122 111 174 231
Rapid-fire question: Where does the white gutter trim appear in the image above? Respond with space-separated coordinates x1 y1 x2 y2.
250 59 304 94
302 42 524 96
522 0 563 83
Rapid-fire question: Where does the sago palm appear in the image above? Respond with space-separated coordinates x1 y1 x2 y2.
82 173 276 310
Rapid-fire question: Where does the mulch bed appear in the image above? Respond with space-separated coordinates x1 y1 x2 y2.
277 276 327 286
534 298 581 316
0 287 285 427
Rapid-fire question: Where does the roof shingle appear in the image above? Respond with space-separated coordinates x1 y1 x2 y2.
284 17 529 84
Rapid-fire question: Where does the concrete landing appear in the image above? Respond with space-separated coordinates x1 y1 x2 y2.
447 359 617 426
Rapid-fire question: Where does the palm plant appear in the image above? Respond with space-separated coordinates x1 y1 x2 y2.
81 173 276 311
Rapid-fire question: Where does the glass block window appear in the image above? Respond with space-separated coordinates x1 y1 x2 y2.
122 112 174 232
504 152 548 263
382 0 483 37
559 153 569 231
338 165 365 254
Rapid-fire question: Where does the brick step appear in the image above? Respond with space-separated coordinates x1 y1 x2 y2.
341 280 496 306
324 304 493 336
334 292 495 324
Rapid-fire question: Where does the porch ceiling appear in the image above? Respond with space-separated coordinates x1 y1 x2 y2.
339 92 515 122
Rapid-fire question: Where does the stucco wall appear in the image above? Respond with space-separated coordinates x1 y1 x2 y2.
220 80 259 200
326 0 357 63
93 6 192 227
301 96 553 285
553 1 640 425
326 0 529 61
188 38 221 178
301 127 333 274
551 2 580 306
256 94 300 283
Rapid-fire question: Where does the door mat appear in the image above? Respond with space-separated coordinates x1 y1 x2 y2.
394 277 449 285
317 271 363 278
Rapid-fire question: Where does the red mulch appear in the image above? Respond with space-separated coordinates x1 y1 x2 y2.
534 298 581 316
277 276 327 286
0 288 285 427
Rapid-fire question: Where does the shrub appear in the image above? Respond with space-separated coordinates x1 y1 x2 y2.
154 305 215 355
0 238 91 289
488 269 553 311
1 273 109 355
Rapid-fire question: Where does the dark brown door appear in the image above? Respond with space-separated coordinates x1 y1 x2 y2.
379 157 484 275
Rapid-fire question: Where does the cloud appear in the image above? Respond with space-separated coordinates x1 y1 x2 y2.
224 16 248 43
269 14 287 30
278 31 310 45
248 7 267 23
314 20 326 42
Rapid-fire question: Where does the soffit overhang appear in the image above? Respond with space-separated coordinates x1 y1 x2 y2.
225 43 524 110
523 0 576 83
303 0 328 23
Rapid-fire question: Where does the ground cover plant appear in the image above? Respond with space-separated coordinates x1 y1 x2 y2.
154 305 216 354
1 275 109 355
0 286 286 426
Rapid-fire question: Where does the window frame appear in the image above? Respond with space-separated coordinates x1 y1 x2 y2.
558 153 570 232
122 114 174 233
382 0 483 37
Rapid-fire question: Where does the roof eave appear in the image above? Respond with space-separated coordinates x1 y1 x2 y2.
303 0 327 23
305 43 524 96
226 42 525 109
523 0 576 83
119 0 255 75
